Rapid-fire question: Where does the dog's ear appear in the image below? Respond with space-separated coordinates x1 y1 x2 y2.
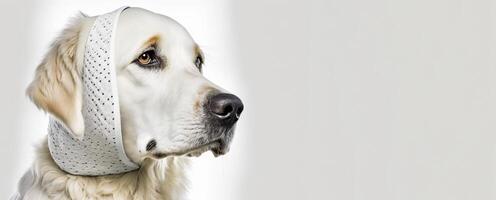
26 14 89 140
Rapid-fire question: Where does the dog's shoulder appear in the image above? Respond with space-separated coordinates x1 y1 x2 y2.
11 169 33 200
12 167 51 200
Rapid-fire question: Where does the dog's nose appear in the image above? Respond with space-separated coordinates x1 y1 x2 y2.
207 93 244 124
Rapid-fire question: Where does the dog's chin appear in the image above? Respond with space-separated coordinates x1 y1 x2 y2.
185 140 224 157
151 139 229 159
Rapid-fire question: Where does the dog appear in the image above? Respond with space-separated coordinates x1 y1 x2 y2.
12 7 243 200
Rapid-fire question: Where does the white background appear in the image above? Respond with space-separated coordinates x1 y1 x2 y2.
1 0 496 199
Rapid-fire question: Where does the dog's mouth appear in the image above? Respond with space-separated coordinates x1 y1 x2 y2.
151 139 228 159
186 139 227 157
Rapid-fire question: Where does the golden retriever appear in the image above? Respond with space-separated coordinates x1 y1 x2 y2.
12 7 243 200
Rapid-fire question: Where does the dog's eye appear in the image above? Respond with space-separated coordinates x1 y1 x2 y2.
135 50 161 69
138 52 152 65
195 55 203 71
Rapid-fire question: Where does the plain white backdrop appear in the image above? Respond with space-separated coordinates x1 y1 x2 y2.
1 0 496 199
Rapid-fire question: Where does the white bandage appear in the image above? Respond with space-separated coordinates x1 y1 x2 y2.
48 7 139 176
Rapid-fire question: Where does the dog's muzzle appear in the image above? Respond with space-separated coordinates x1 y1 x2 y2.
203 92 244 156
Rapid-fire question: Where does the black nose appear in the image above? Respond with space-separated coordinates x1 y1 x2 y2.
207 93 244 125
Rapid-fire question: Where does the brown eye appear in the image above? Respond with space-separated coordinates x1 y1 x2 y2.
138 52 152 65
134 49 161 69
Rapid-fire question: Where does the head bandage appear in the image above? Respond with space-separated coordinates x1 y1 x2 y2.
48 7 139 176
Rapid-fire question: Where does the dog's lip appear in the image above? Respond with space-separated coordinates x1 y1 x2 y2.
151 140 223 159
210 139 228 157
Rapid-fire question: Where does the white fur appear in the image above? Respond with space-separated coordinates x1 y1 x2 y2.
14 7 233 199
14 139 190 200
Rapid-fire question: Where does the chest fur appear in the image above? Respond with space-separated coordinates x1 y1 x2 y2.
18 141 190 200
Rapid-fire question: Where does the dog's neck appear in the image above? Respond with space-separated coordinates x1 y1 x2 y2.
29 138 190 199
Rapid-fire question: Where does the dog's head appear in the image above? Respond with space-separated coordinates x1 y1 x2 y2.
27 7 243 164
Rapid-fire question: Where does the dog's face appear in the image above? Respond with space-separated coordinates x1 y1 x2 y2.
27 7 243 164
115 8 243 162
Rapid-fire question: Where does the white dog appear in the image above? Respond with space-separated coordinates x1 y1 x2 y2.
12 7 243 200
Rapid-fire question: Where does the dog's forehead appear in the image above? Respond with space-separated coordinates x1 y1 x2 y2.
113 7 196 65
